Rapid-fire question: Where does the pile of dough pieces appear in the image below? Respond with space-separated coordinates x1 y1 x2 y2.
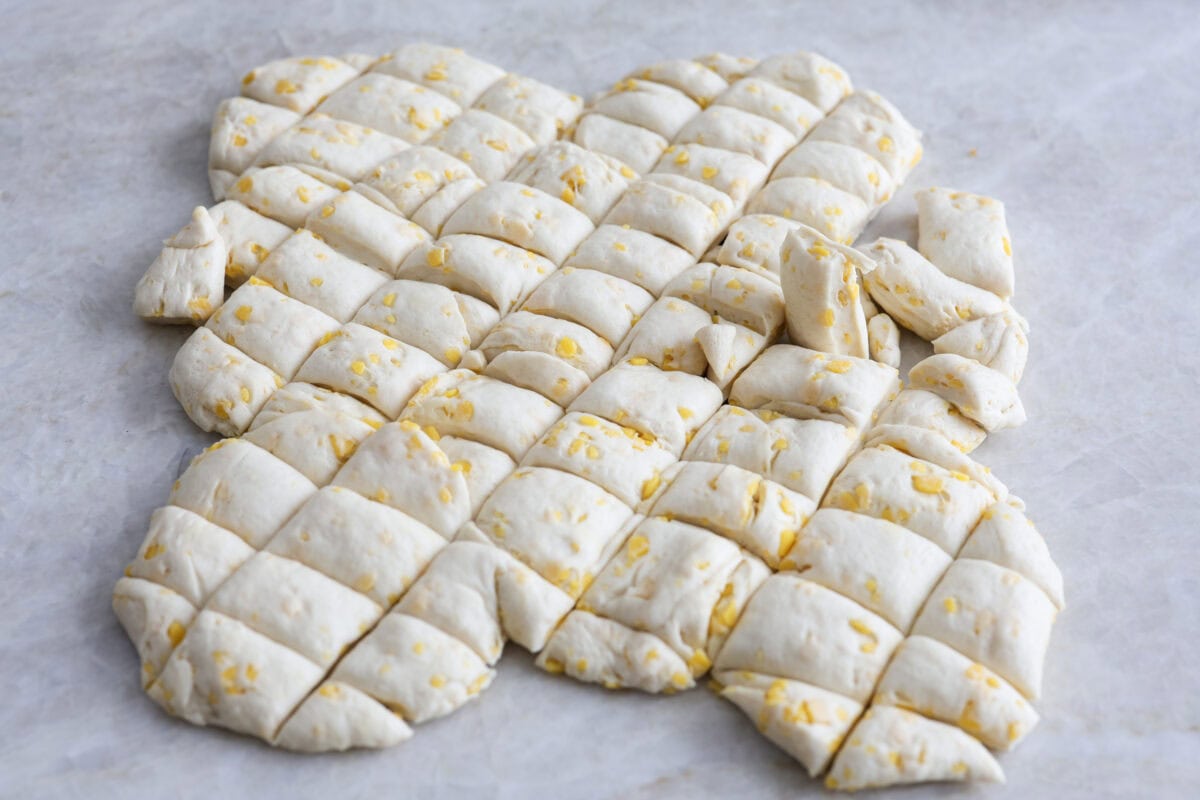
120 43 1061 792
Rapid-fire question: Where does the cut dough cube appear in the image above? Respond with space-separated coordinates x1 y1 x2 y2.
564 224 695 295
662 262 785 337
276 680 412 752
917 187 1014 298
588 78 700 139
475 74 584 143
358 146 476 217
772 140 894 207
225 165 341 228
716 214 803 277
481 351 592 406
960 499 1064 609
169 328 282 437
241 55 360 113
535 610 693 693
396 234 557 316
112 577 198 686
508 141 633 224
715 77 822 138
243 407 377 485
909 353 1026 432
249 381 385 430
932 309 1028 384
605 175 733 257
126 506 256 607
304 190 432 275
254 113 410 182
210 200 293 285
625 59 727 106
434 437 517 515
571 113 667 174
749 51 853 112
441 181 595 264
521 266 654 345
867 312 901 368
374 43 506 104
480 311 614 378
207 281 341 378
255 231 389 323
876 389 987 454
653 143 769 206
611 297 711 374
208 97 301 199
674 106 797 166
316 74 461 144
428 109 534 181
352 280 473 366
133 207 226 324
808 101 923 183
747 176 871 244
779 225 869 357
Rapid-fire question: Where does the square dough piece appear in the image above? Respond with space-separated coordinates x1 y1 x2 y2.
520 266 654 346
652 143 769 206
612 297 711 375
876 388 988 454
396 234 555 316
746 176 872 244
224 165 342 229
714 77 822 138
960 500 1064 609
207 280 342 378
604 175 733 257
917 187 1015 299
255 231 389 323
589 78 700 139
474 74 584 143
357 146 477 217
352 280 474 366
674 106 797 166
480 310 614 378
441 182 595 264
126 506 256 608
748 51 853 112
564 224 695 295
208 97 302 199
112 577 198 687
253 113 411 182
481 351 591 407
241 56 361 113
716 214 803 277
316 74 462 144
374 43 506 104
571 113 668 174
303 190 432 275
133 208 227 324
625 59 728 106
808 100 923 183
249 381 385 430
169 327 282 437
778 225 870 357
771 140 894 207
294 323 444 417
243 407 377 486
508 141 634 224
210 200 293 286
428 109 535 182
662 261 785 337
410 178 487 237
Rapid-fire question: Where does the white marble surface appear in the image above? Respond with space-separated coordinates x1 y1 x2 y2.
2 0 1198 796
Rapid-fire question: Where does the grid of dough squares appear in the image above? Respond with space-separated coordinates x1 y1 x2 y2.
118 44 1061 792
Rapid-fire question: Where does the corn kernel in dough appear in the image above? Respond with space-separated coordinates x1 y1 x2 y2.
917 187 1015 299
825 706 1003 791
267 486 446 607
874 635 1039 752
276 680 412 752
241 55 361 113
134 207 227 324
912 558 1058 700
909 352 1026 432
441 181 595 264
149 610 324 740
784 509 951 630
304 190 432 275
295 323 444 417
331 421 470 538
209 97 301 200
714 574 902 702
127 506 256 607
169 328 282 437
401 369 563 459
317 74 462 144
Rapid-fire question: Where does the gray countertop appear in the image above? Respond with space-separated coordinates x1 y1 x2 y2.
1 0 1198 797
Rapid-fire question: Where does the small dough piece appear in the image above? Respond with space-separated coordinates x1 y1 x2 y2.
358 146 476 217
410 178 487 236
250 381 385 430
613 297 711 374
294 323 444 417
522 411 676 508
912 558 1058 700
867 312 901 368
771 140 894 207
730 345 899 431
521 266 654 345
746 176 872 244
876 389 987 454
434 437 517 515
917 187 1014 299
627 59 728 107
862 424 1008 500
749 51 853 112
716 214 803 277
316 74 461 144
207 280 341 378
267 489 446 606
255 230 389 323
169 438 315 547
571 113 667 174
241 55 360 113
535 610 693 693
169 328 282 437
824 445 995 554
208 97 301 199
909 353 1026 432
674 105 797 166
696 53 759 82
304 191 432 275
126 506 256 608
474 74 584 143
717 671 862 777
480 311 614 378
694 321 769 390
932 309 1028 384
397 539 574 659
224 165 342 229
564 224 695 295
824 706 1003 791
331 420 470 538
653 143 769 206
508 141 633 223
861 238 1006 341
134 207 227 324
683 407 858 502
649 462 815 567
400 369 563 459
605 175 733 256
397 234 555 316
808 101 923 183
474 467 634 597
663 262 785 337
779 225 869 357
441 181 594 264
874 635 1039 751
149 610 324 740
243 408 376 485
715 77 822 138
276 680 412 752
208 552 382 667
783 508 951 631
112 577 198 686
588 78 701 140
332 612 493 723
210 201 293 285
481 351 591 406
253 113 410 182
375 43 506 104
714 574 902 702
352 280 473 367
959 499 1065 609
428 109 535 181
